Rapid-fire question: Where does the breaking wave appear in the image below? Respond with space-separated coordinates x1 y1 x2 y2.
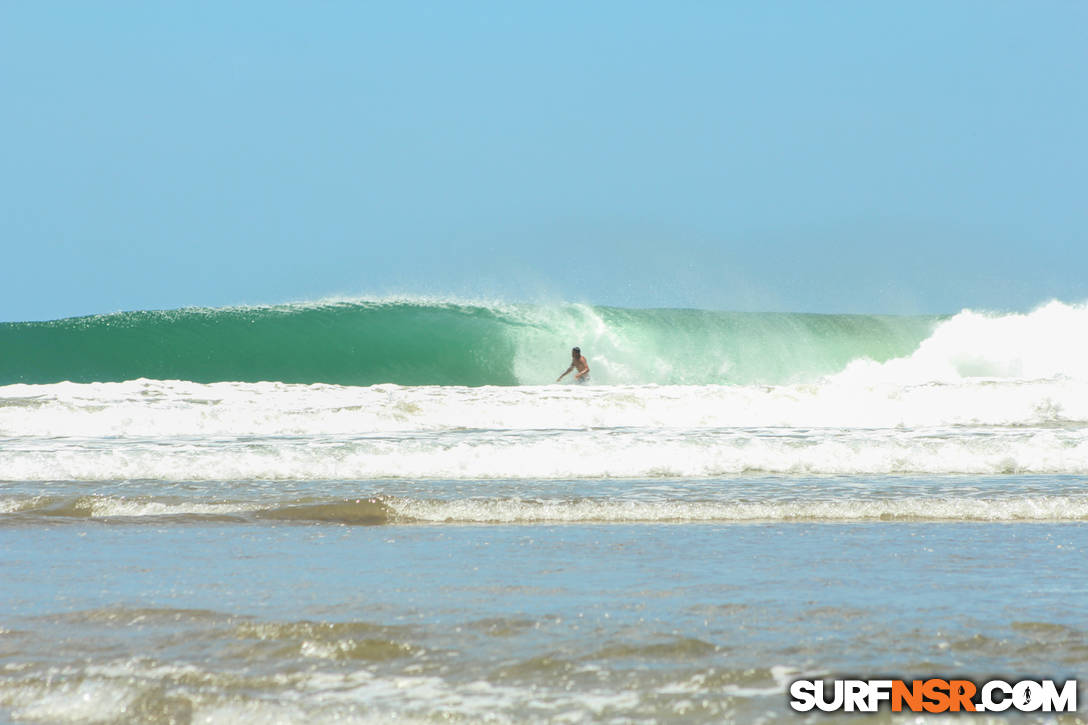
0 297 939 386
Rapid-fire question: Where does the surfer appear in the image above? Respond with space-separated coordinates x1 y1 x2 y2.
557 347 590 383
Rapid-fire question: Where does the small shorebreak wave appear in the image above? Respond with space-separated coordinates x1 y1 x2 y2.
4 493 1088 525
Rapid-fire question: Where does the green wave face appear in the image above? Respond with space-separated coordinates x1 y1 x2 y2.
0 300 939 386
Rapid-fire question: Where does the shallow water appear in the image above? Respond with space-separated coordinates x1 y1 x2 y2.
2 474 1087 723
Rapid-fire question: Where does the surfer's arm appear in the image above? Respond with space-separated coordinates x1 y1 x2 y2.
574 363 590 379
557 365 573 382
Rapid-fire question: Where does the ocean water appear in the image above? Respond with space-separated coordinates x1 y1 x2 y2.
1 298 1087 723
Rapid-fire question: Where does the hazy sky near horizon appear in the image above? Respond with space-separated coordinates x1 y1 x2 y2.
2 2 1086 321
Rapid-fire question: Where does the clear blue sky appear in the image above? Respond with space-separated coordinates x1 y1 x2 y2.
2 1 1085 321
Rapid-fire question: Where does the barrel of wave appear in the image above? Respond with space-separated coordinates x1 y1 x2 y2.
511 303 937 386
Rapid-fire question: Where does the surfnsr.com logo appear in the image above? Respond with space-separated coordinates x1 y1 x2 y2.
789 679 1078 713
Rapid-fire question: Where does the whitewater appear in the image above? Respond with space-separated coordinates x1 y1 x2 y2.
2 298 1087 724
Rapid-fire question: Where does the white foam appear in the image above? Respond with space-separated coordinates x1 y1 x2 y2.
85 498 256 518
835 301 1088 385
4 426 1088 479
3 375 1088 440
3 676 136 723
386 495 1088 523
0 497 34 514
